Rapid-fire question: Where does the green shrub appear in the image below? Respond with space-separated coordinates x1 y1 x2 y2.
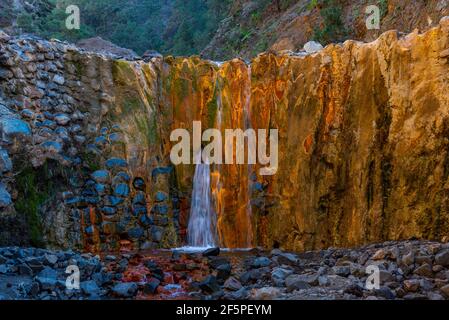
313 0 347 44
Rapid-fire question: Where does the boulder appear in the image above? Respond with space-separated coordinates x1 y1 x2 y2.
112 282 138 298
435 249 449 266
224 277 242 291
252 257 271 268
199 275 220 293
0 183 12 207
250 287 281 300
143 278 160 294
303 41 323 53
36 267 58 291
203 247 220 257
80 280 101 296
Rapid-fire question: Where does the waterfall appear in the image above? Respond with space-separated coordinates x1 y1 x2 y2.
187 154 217 248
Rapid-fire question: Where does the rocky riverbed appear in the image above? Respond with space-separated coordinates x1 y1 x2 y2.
1 240 449 300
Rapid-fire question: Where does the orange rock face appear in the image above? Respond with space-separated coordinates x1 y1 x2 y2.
102 20 449 251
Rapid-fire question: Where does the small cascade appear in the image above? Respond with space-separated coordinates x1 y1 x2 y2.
186 154 217 248
212 76 225 245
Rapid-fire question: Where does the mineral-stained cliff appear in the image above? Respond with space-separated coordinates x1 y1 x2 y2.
1 17 449 252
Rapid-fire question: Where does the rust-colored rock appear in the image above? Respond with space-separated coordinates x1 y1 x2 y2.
101 21 449 251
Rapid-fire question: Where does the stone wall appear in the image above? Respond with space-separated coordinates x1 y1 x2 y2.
2 18 449 252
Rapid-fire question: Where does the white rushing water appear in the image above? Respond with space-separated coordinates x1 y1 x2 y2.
186 154 217 248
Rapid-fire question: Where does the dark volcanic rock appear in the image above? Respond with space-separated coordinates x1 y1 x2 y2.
199 275 221 294
112 282 138 298
202 247 220 257
143 278 160 294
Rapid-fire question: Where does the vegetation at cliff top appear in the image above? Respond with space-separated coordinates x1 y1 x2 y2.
4 0 231 56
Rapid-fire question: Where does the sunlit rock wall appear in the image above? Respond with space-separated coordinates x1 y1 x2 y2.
2 18 449 251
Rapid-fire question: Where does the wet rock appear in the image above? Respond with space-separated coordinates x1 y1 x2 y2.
203 247 220 257
112 282 138 298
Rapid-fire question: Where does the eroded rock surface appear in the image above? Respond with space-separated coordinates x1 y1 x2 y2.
1 18 449 251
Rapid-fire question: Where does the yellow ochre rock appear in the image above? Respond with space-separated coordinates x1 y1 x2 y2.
107 19 449 251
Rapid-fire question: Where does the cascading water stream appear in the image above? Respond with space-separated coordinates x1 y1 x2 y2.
186 154 217 248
